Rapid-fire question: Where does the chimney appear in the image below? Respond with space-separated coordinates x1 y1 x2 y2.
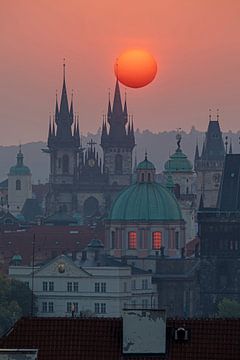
122 309 166 355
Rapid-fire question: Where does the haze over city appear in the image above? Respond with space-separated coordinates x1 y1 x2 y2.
1 0 240 145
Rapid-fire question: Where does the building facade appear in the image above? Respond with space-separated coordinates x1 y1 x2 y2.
9 251 156 318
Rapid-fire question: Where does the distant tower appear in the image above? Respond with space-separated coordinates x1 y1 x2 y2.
8 146 32 214
101 80 135 186
194 112 225 208
164 133 196 243
43 63 80 214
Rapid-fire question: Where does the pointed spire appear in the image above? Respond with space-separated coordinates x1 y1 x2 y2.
59 60 70 121
55 91 59 123
69 91 74 125
17 144 24 167
123 90 128 121
194 141 200 162
107 90 112 122
47 114 52 146
112 79 123 118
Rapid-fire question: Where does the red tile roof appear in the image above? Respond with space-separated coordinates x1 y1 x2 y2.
0 225 105 273
0 317 240 360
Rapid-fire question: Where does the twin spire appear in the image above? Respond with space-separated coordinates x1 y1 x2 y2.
48 63 80 148
101 79 135 148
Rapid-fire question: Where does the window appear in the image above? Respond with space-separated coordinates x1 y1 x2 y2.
152 232 162 250
73 282 78 292
67 302 72 313
42 302 47 313
49 281 54 292
42 281 48 292
101 303 106 314
115 154 123 174
62 154 69 173
142 279 148 290
16 179 21 191
24 281 29 288
73 302 78 313
148 173 151 182
131 280 136 290
175 232 179 249
95 282 100 292
142 299 148 308
95 303 106 314
48 302 54 313
169 229 175 249
67 282 73 292
141 173 144 182
128 231 137 249
131 300 136 309
111 231 115 249
123 282 127 292
101 282 106 293
95 303 100 314
58 158 61 169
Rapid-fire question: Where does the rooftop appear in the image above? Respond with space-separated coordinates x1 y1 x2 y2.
0 317 240 360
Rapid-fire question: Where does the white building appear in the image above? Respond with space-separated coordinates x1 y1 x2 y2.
9 249 157 318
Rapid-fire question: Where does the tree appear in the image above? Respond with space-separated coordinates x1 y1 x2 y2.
0 274 36 336
217 298 240 318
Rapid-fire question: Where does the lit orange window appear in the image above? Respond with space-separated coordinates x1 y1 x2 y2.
152 232 162 250
128 231 137 249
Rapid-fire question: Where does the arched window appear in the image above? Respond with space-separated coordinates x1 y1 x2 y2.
128 231 137 249
16 179 21 191
141 173 145 182
152 232 162 250
62 154 69 174
115 154 123 174
174 183 180 199
148 173 151 182
83 196 99 217
111 231 115 249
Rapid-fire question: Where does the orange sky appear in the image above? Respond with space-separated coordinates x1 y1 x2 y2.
1 0 240 145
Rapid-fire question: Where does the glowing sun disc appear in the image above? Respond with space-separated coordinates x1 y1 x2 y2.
114 49 157 88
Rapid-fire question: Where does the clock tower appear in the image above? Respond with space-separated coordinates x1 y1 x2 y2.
194 113 225 208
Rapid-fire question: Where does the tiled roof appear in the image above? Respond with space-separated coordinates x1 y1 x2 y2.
0 317 240 360
0 225 105 273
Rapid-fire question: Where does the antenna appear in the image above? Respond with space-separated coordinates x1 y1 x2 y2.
31 233 36 317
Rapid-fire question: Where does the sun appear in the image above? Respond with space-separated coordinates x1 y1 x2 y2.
114 49 157 88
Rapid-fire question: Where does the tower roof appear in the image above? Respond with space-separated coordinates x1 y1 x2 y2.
9 147 31 176
201 120 225 161
164 134 193 173
101 79 135 149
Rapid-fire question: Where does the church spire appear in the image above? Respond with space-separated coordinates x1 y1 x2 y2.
112 79 123 120
194 141 200 162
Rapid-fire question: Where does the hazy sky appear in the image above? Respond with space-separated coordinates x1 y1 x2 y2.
1 0 240 145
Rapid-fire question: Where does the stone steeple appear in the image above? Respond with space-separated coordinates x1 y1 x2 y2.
101 80 135 149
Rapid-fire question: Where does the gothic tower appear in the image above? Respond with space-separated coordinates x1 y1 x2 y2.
44 64 80 214
194 113 225 208
101 80 135 186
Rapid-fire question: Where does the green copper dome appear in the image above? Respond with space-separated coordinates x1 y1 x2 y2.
164 133 193 173
109 182 182 221
9 148 31 176
137 158 155 170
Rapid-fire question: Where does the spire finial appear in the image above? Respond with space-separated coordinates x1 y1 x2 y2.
217 108 219 121
176 128 182 149
225 136 228 153
209 108 212 121
145 150 148 160
63 58 66 81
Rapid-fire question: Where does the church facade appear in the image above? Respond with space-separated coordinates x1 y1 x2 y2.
43 66 135 221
